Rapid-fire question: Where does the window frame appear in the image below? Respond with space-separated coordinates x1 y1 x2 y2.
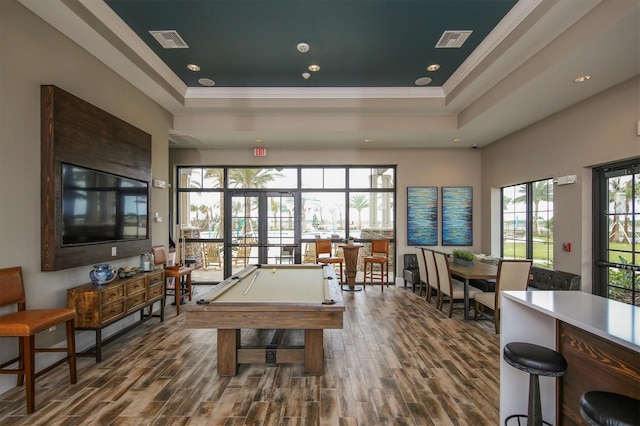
501 178 554 267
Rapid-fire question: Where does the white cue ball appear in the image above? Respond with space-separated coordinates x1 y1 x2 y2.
272 268 276 273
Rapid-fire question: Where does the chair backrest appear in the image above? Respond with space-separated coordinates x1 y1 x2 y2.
496 259 532 308
152 245 168 266
371 239 389 256
0 266 26 309
433 251 452 296
315 239 332 257
424 248 439 290
416 247 427 284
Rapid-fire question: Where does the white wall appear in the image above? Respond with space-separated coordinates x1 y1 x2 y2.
480 76 640 292
0 1 172 393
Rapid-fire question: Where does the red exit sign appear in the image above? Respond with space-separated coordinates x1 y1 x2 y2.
254 147 267 157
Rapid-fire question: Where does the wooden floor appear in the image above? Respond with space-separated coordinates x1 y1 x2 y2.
0 284 500 425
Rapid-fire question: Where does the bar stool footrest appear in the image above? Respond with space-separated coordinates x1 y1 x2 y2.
505 414 553 426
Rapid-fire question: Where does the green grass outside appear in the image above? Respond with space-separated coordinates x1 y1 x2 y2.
503 240 636 265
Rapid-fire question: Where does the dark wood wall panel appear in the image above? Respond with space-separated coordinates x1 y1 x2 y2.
558 321 640 425
41 85 152 271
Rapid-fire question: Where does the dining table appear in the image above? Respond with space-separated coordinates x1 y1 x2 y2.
448 260 498 320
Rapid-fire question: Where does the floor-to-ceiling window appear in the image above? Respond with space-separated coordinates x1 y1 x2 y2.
176 166 395 283
501 178 554 267
593 159 639 305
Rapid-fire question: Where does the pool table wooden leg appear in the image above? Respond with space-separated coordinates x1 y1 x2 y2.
217 329 240 376
304 329 324 375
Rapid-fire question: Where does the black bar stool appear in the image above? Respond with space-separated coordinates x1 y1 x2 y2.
503 342 568 426
580 391 640 426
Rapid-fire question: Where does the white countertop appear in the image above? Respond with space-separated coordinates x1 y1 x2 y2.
503 291 640 352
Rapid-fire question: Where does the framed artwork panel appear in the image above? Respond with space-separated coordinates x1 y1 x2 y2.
407 186 438 246
442 186 472 246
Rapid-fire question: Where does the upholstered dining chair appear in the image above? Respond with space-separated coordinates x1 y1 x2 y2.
0 266 77 413
474 259 532 333
423 248 440 304
415 247 428 296
363 239 390 291
152 245 193 315
433 251 482 318
315 239 343 284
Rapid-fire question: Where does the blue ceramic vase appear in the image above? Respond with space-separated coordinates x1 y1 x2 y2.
90 264 116 285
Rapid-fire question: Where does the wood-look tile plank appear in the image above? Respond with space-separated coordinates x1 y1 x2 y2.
0 285 499 425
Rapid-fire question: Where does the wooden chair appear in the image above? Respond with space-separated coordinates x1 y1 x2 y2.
315 239 343 284
363 239 390 291
279 245 296 264
474 259 532 333
0 266 77 413
423 248 440 303
433 251 481 318
152 245 193 315
202 242 221 270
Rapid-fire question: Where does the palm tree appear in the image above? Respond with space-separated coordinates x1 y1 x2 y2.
228 168 280 235
515 180 552 236
228 168 278 189
608 177 624 242
204 169 224 233
350 194 369 230
301 196 322 230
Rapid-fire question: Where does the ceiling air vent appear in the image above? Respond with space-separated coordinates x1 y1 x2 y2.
149 30 189 49
435 30 473 48
169 134 202 146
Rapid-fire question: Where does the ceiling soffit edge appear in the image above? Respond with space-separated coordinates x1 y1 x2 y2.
443 0 545 99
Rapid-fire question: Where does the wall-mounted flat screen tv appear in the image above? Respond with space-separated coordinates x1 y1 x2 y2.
61 163 149 246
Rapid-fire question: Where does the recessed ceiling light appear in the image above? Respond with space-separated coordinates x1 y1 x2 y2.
308 65 320 72
415 77 432 86
364 139 373 143
198 78 215 87
427 64 440 72
297 42 310 53
256 139 263 143
453 138 462 142
302 72 311 80
187 64 200 72
574 75 591 83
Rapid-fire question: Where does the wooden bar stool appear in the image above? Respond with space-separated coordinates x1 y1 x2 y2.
315 239 343 285
152 245 193 315
0 266 77 413
363 239 390 291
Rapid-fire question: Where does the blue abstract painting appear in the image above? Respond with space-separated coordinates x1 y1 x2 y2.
407 187 438 246
442 186 473 246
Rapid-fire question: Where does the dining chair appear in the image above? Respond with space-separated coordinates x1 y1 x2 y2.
315 239 343 284
415 247 428 296
423 248 440 303
363 239 390 291
433 251 482 318
474 259 532 333
279 245 295 264
0 266 77 413
152 245 193 315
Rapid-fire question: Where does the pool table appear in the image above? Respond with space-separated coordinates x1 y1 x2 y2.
185 264 345 376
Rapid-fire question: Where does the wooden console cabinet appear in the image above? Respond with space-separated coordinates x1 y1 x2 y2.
67 269 165 362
